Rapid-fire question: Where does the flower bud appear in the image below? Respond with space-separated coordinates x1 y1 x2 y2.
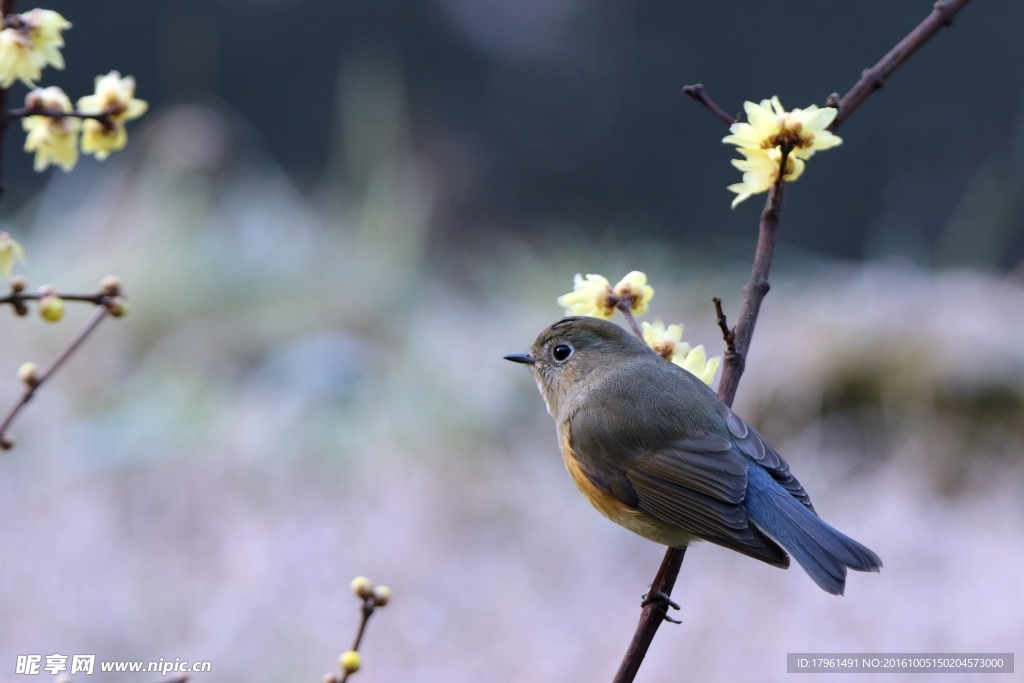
350 576 374 599
339 651 361 674
0 432 14 450
38 294 64 322
372 585 392 607
105 296 129 317
9 275 27 292
17 361 39 387
100 274 121 296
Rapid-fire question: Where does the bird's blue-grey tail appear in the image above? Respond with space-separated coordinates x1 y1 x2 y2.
743 464 882 595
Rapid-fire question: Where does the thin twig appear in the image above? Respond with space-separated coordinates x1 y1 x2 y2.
712 297 736 357
6 106 115 128
617 2 977 679
339 603 375 683
0 303 110 449
832 0 973 129
615 302 645 340
681 84 738 126
1 291 107 306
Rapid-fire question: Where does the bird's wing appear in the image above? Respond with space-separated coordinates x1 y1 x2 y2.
568 410 790 568
725 411 815 512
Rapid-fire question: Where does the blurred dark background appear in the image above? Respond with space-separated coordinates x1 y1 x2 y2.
5 0 1023 266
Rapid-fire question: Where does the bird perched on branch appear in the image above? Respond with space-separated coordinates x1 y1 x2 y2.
505 316 881 595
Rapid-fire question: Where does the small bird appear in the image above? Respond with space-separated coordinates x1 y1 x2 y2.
505 316 881 595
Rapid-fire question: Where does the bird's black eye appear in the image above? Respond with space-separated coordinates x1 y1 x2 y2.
552 344 573 362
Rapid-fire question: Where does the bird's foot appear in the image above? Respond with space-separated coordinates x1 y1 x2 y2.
641 589 681 624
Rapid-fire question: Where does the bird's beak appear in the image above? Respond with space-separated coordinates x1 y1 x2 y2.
503 353 535 365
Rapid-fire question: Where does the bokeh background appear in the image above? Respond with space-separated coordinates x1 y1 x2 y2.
2 1 1024 681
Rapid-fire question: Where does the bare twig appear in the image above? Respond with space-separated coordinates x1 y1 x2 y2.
0 303 110 449
712 296 736 357
681 84 738 126
7 106 115 129
1 291 108 306
617 2 978 679
832 0 973 130
615 302 645 340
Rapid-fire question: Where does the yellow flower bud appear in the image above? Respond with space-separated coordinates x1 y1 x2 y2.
372 585 392 607
350 576 374 599
17 361 39 387
38 294 64 322
339 651 361 674
105 297 129 318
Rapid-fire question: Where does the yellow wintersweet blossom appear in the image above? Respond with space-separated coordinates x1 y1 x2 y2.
727 147 806 208
675 344 721 386
557 271 655 319
641 319 690 362
0 231 27 277
612 270 654 316
78 71 148 160
723 96 841 207
557 273 616 319
723 96 841 160
0 10 70 88
22 87 80 172
22 9 71 70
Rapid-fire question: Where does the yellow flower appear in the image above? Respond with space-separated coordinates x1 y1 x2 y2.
674 344 721 386
0 29 38 87
0 232 26 277
612 271 654 316
78 71 148 160
557 273 616 319
641 319 690 362
22 9 70 70
22 87 80 172
727 147 805 208
723 96 841 160
0 10 70 87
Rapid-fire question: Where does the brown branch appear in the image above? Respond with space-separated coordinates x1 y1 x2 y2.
7 106 115 128
681 84 737 126
715 145 789 408
0 303 110 449
832 0 973 130
619 2 978 679
1 290 108 306
611 547 686 682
